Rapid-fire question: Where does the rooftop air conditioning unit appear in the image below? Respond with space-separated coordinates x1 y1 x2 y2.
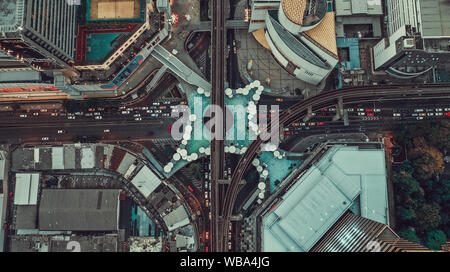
403 38 415 48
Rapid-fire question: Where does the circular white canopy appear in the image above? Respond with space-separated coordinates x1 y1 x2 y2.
262 170 269 176
252 94 260 101
180 149 188 157
256 165 263 172
199 147 205 153
183 133 191 141
229 146 236 153
252 159 260 166
224 146 229 153
181 139 188 145
191 153 198 160
205 147 211 155
205 91 211 97
189 114 197 122
197 87 204 94
185 125 192 133
168 162 174 168
258 192 265 199
241 147 247 153
274 150 280 157
235 148 240 154
173 153 181 161
164 165 171 173
176 148 181 154
257 85 264 92
242 88 249 96
257 199 262 204
225 88 232 96
258 182 266 190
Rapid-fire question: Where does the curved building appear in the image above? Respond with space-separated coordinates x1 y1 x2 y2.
249 0 338 85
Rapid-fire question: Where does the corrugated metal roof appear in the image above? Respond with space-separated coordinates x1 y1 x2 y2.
39 189 120 231
52 147 64 170
0 151 6 180
14 173 40 205
81 147 95 169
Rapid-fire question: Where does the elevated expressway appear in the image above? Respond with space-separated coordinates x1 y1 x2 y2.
218 84 450 251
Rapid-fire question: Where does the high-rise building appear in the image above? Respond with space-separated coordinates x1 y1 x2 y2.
0 0 78 71
372 0 450 80
311 212 432 252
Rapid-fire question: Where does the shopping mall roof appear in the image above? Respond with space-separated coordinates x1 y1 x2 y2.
39 189 120 231
311 212 431 252
281 0 327 26
131 166 162 198
262 145 388 252
304 12 338 56
268 13 329 69
14 173 40 205
281 0 307 26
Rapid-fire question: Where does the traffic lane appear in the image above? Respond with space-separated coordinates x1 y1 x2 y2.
0 118 174 144
0 111 175 127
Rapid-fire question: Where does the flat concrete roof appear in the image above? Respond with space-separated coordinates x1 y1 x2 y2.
262 145 388 252
131 166 161 198
420 0 450 37
39 189 120 231
163 205 190 231
0 0 19 31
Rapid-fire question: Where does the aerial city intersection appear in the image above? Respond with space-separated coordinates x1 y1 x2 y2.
0 0 449 263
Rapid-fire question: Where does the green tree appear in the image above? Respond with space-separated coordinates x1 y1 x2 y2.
414 203 441 234
424 230 447 250
409 137 444 181
396 206 416 222
392 172 421 195
397 228 420 244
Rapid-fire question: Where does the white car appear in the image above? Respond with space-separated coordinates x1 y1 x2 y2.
68 116 75 120
104 129 111 133
19 114 27 118
135 117 142 121
57 130 65 134
41 137 49 141
95 116 102 120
